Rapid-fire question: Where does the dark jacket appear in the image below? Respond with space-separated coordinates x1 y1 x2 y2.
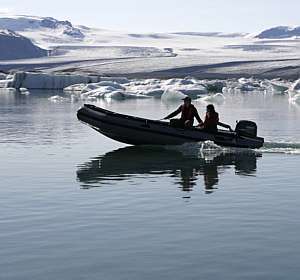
165 104 203 124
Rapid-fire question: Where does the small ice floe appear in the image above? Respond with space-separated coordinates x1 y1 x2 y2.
290 79 300 91
96 81 125 90
162 78 208 98
269 79 290 94
205 80 226 93
163 78 182 86
143 89 164 98
98 77 130 84
5 72 96 90
18 88 30 95
104 91 126 100
196 93 225 104
81 83 103 93
0 73 7 80
236 83 259 92
180 85 207 98
161 89 187 101
48 95 69 102
226 77 263 92
63 83 87 92
123 92 150 99
102 91 149 100
288 79 300 102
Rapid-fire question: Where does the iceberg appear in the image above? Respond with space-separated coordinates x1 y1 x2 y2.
289 79 300 92
269 80 290 94
288 79 300 100
2 72 101 89
196 93 225 104
0 73 7 80
161 89 187 101
48 95 69 102
205 80 226 93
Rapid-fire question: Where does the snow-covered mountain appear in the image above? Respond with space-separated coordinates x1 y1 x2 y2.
1 14 300 79
256 26 300 39
0 29 48 60
0 15 85 47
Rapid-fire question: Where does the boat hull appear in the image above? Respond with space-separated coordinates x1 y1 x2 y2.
77 104 264 149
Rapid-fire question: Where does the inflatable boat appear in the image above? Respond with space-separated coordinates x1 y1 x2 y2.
77 104 264 149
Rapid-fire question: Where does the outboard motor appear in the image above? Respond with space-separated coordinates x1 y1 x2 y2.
235 120 257 138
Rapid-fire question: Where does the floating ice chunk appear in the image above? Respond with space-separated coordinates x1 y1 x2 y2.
235 84 257 92
127 83 160 92
178 78 196 85
104 91 149 100
290 79 300 92
5 72 98 89
205 80 226 93
0 73 7 80
180 85 207 97
144 89 164 98
48 95 69 102
64 80 126 93
238 77 249 84
124 92 150 99
99 77 129 84
96 81 125 90
81 83 102 93
196 93 225 104
0 80 10 88
288 79 300 99
161 89 187 101
269 80 289 93
163 78 182 86
104 91 126 100
90 86 123 97
19 87 30 95
64 83 86 92
164 83 207 98
229 78 263 92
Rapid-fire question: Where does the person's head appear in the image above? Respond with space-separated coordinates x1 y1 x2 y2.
182 96 192 106
206 104 215 113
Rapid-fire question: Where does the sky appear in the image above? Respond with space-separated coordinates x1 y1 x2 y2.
0 0 300 33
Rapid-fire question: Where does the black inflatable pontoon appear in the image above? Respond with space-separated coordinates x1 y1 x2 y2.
77 104 264 149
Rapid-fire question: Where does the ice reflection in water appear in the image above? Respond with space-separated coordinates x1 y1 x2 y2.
77 145 261 196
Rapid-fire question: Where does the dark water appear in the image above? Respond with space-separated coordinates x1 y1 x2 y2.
1 90 300 280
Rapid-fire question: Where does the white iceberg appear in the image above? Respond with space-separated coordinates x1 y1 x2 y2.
104 91 126 100
161 89 187 101
289 79 300 91
48 95 69 102
3 72 101 90
269 80 290 94
288 79 300 99
0 73 7 80
196 93 225 104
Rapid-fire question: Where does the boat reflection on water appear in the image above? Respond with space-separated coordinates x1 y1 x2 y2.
77 145 261 195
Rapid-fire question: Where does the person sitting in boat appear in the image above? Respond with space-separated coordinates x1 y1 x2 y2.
163 96 203 127
199 104 219 132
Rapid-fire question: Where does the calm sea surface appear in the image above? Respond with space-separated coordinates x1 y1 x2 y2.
1 90 300 280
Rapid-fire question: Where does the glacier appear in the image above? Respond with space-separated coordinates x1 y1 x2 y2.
1 14 300 81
